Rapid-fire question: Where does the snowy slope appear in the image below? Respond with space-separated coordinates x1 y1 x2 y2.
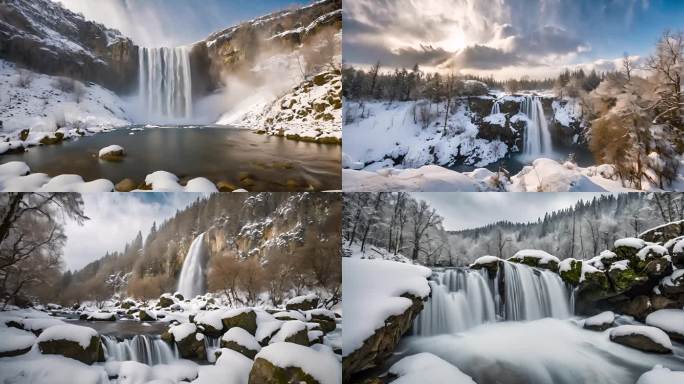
0 60 130 146
343 158 650 192
343 100 509 170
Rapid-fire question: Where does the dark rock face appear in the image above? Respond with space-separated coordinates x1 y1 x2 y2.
610 331 672 354
0 0 138 93
249 358 321 384
342 294 425 382
220 339 259 359
222 309 258 336
641 221 684 243
286 296 319 311
38 335 103 364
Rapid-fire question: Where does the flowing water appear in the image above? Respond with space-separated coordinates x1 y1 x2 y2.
139 47 193 120
520 95 553 157
396 263 684 384
102 335 179 365
1 127 341 191
490 100 501 115
177 233 206 299
413 262 571 336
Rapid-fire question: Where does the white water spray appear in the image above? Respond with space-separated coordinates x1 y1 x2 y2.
102 335 179 365
414 262 572 336
491 100 501 115
177 233 206 299
138 47 193 120
520 96 552 157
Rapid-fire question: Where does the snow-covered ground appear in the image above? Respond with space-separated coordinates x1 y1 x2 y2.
0 60 130 148
343 157 684 192
343 100 509 170
0 291 341 384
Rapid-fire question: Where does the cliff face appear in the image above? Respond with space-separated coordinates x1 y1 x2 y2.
190 0 342 93
0 0 138 93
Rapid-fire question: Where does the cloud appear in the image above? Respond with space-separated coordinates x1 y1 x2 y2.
412 193 614 231
441 45 526 70
62 193 207 271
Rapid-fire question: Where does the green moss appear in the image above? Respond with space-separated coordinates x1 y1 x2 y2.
222 310 257 335
559 259 582 285
220 339 258 359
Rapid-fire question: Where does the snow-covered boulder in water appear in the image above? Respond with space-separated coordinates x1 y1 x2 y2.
220 327 261 359
609 325 672 354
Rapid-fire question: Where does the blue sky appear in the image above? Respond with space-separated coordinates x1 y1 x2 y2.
344 0 684 79
57 0 312 46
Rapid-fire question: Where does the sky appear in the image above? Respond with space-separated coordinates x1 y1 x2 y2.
412 192 614 231
55 0 310 47
343 0 684 79
61 193 207 271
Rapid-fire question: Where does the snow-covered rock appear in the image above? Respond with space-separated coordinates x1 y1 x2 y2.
36 324 102 364
645 309 684 341
583 311 615 331
636 365 684 384
609 325 672 354
220 327 261 359
389 352 477 384
251 342 341 384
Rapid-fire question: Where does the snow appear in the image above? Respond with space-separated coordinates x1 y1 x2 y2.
194 310 225 332
609 325 672 350
169 323 197 341
343 100 509 171
287 293 318 306
584 311 615 328
36 324 97 349
0 327 36 353
269 320 307 344
98 145 124 158
615 238 647 249
0 60 129 141
142 171 218 192
0 354 109 384
389 353 477 384
16 317 64 333
645 309 684 338
221 327 261 352
551 99 581 128
636 244 668 260
343 166 483 192
609 259 630 271
255 342 341 384
510 249 560 265
38 175 115 192
636 365 684 384
192 348 252 384
342 258 431 356
559 258 601 282
344 158 641 192
470 255 502 267
86 311 115 320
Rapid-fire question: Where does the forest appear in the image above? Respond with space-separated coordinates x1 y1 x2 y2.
343 192 684 266
343 30 684 190
0 192 341 309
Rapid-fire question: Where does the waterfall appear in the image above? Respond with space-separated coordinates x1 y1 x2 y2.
102 335 179 365
519 96 552 157
138 46 193 120
491 100 501 115
414 262 571 336
177 233 206 299
204 336 221 363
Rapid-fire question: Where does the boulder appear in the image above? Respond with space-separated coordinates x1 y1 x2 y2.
644 257 673 279
99 145 126 161
222 309 258 336
609 325 672 354
659 269 684 298
270 320 310 347
343 294 425 382
617 295 652 321
249 342 340 384
639 221 684 244
220 327 261 359
174 293 185 301
120 299 136 309
508 250 559 272
250 357 319 384
583 311 615 331
158 294 175 308
162 323 206 360
0 328 35 357
306 309 336 333
469 256 501 275
606 262 648 295
115 178 137 192
138 309 157 322
37 324 103 364
285 294 319 311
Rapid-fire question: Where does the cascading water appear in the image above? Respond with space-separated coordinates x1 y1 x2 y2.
138 47 193 120
519 95 552 157
102 335 179 365
177 233 207 299
490 100 501 115
414 262 571 336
